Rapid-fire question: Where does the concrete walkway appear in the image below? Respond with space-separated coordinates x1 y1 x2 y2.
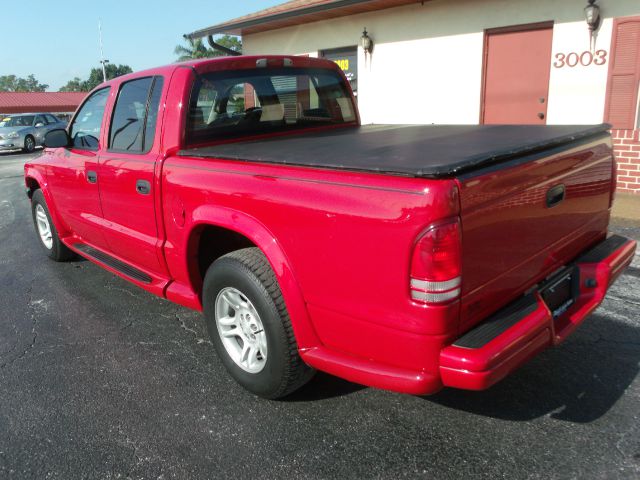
612 192 640 227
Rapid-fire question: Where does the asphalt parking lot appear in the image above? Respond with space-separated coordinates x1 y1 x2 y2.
1 151 639 479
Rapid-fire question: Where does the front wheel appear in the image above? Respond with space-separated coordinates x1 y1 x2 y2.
203 248 314 399
31 190 75 261
23 135 35 153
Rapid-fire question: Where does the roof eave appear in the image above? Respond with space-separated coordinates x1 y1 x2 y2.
185 0 379 39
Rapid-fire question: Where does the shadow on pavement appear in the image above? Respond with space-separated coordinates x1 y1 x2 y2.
285 314 639 421
428 314 640 423
284 372 366 401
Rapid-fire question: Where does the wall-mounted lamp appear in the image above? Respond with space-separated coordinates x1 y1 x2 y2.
584 0 601 50
361 28 373 54
584 0 601 32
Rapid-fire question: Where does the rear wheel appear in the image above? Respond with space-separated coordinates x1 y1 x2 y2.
203 248 314 399
31 190 75 261
23 135 35 153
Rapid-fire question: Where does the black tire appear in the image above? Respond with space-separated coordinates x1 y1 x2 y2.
203 247 314 399
23 135 35 153
31 190 75 261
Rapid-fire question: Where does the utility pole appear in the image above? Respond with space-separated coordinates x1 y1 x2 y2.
98 19 109 83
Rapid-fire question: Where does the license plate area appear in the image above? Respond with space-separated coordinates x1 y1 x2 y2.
540 267 579 319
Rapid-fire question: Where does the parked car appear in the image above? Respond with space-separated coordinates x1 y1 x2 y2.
0 113 66 153
24 56 636 399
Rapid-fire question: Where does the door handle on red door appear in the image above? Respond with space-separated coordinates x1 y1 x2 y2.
136 180 151 195
87 171 97 183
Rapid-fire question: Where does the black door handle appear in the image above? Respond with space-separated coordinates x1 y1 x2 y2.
87 170 97 183
136 180 151 195
538 112 545 120
546 184 565 208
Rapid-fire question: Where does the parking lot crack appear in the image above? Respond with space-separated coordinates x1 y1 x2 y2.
115 424 146 478
0 276 39 370
162 313 211 345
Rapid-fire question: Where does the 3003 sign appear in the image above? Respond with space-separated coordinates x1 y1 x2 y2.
553 50 607 68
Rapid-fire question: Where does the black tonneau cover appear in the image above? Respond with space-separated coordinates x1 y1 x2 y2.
179 124 610 178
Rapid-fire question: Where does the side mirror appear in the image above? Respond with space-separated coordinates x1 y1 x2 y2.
35 122 44 127
44 129 70 148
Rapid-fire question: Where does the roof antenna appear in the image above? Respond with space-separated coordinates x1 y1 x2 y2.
98 19 109 83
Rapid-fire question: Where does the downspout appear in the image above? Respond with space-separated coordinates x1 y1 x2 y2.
206 35 242 56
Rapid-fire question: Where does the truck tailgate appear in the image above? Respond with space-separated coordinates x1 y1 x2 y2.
456 135 614 333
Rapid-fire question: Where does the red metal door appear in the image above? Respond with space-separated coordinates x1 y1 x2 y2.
482 24 553 125
47 87 111 250
98 76 168 278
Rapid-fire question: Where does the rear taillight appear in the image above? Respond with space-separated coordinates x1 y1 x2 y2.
410 219 462 304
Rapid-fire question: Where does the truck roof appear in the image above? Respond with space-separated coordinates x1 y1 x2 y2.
94 55 341 90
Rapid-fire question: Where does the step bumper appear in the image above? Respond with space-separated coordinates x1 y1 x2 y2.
440 234 637 391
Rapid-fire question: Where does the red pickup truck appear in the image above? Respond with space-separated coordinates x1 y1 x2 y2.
25 56 636 399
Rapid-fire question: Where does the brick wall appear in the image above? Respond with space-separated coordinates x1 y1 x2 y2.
612 129 640 194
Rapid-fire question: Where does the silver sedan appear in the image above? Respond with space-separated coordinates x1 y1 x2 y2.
0 113 66 153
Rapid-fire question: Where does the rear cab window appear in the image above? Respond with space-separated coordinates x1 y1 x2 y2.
185 67 356 147
109 76 164 153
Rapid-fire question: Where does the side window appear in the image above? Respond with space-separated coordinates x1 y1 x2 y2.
69 88 110 150
34 115 46 127
109 76 163 152
224 83 246 115
190 80 219 129
45 114 59 124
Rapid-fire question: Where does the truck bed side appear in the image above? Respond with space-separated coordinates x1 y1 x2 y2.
161 157 459 378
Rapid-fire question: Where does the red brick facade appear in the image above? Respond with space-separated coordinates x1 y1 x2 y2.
612 129 640 194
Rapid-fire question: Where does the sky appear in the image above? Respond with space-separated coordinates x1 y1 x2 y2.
1 0 284 91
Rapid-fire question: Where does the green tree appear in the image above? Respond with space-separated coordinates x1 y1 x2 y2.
58 64 133 92
59 77 84 92
83 64 133 91
0 74 48 92
174 35 242 61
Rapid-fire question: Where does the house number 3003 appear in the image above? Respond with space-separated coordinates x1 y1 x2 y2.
553 50 607 68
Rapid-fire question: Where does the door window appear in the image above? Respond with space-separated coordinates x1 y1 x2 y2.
69 88 110 150
109 76 164 153
34 115 46 127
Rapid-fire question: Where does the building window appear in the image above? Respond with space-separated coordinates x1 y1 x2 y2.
321 47 358 97
605 17 640 130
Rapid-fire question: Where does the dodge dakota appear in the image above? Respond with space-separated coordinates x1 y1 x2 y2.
25 56 636 399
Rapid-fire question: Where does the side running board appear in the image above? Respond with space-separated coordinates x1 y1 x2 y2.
75 243 152 284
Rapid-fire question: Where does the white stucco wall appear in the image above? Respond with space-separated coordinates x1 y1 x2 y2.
242 0 639 125
546 19 614 125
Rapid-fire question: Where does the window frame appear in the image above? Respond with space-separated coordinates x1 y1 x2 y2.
107 75 163 155
68 87 111 152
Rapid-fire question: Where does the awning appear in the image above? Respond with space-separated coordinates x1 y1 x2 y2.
0 92 87 114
